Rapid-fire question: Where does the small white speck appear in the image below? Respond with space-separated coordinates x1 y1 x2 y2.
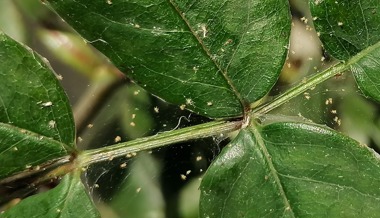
41 101 53 107
186 98 193 105
193 66 199 73
200 24 207 38
48 120 56 129
154 107 159 113
114 136 121 143
300 17 308 24
325 98 333 105
180 174 187 180
120 163 127 168
56 74 63 80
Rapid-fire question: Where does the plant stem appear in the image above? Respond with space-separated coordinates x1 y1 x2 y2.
253 40 380 115
78 63 348 168
252 62 348 115
78 40 380 168
78 120 242 167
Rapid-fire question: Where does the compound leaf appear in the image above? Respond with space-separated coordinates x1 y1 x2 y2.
310 1 380 102
47 0 291 118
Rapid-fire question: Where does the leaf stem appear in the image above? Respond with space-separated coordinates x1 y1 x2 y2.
78 40 380 168
252 62 348 115
78 120 242 167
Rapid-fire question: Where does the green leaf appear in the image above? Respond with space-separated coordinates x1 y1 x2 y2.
310 0 380 60
200 122 380 217
0 32 75 146
47 0 291 118
0 123 69 180
310 1 380 102
0 32 75 178
349 41 380 102
1 173 100 218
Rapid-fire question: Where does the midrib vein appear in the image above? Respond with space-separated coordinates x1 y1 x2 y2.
250 124 296 217
167 0 246 113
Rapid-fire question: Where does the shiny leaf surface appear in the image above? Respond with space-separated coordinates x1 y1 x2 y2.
47 0 291 118
0 123 69 180
1 173 100 218
349 41 380 102
310 1 380 102
310 0 380 60
200 122 380 217
0 32 75 146
0 32 75 179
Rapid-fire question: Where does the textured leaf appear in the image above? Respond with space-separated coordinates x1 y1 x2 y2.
309 1 380 102
0 123 69 180
47 0 291 118
200 122 380 217
0 32 75 179
349 41 380 102
310 0 380 60
1 173 100 218
0 32 75 146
